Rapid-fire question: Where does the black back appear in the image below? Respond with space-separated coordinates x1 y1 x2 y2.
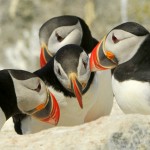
0 70 19 119
77 17 98 54
114 34 150 82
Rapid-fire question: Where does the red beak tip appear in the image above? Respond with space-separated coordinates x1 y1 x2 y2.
40 49 47 68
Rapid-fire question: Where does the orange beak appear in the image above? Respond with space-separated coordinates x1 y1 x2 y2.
40 44 53 68
70 73 83 109
26 91 60 125
90 37 118 72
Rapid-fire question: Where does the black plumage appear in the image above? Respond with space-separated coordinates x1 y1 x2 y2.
13 44 96 134
114 35 150 82
113 22 149 36
39 15 98 58
13 15 99 134
36 45 95 97
0 70 19 119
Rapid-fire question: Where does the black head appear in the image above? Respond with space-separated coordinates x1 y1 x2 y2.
55 44 83 74
90 21 150 72
39 15 98 67
54 44 91 108
113 22 149 36
39 15 79 42
9 70 37 80
8 69 60 124
0 69 46 120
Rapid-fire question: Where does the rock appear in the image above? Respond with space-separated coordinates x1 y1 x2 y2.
0 114 150 150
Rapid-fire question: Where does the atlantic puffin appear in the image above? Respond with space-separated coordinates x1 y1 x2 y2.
0 69 60 130
90 22 150 114
39 15 98 67
13 44 113 134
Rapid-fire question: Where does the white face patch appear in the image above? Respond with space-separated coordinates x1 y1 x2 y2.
9 73 47 113
48 21 83 55
54 59 70 89
105 29 147 64
77 51 91 87
54 51 91 91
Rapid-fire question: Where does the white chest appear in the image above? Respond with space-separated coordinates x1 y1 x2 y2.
21 71 114 134
0 107 6 130
22 76 99 134
112 75 150 114
48 76 100 125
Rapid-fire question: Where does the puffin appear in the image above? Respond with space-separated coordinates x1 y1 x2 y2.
13 44 113 134
39 15 98 67
90 22 150 114
0 69 60 131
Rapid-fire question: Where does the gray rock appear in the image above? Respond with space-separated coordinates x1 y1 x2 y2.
1 114 150 150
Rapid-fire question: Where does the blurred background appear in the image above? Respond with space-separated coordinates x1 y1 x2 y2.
0 0 150 71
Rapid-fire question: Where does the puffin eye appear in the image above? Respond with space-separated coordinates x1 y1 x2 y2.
34 83 41 92
55 32 64 42
112 34 120 44
82 59 87 69
57 68 61 76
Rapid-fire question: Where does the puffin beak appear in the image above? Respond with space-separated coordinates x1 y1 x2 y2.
26 91 60 125
40 43 53 68
69 73 83 109
90 37 118 72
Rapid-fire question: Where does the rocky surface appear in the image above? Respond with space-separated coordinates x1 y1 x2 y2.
1 113 150 150
1 100 150 150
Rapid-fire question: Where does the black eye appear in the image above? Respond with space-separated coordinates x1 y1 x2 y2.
82 60 87 69
55 32 64 42
34 83 41 92
57 68 61 76
112 34 120 44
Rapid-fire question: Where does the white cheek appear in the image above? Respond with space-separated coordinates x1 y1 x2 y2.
48 30 82 55
106 35 147 64
48 24 83 55
78 63 91 84
62 28 82 45
117 36 146 64
37 81 47 103
78 63 86 76
11 78 47 112
57 74 71 89
61 79 70 89
78 70 91 84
